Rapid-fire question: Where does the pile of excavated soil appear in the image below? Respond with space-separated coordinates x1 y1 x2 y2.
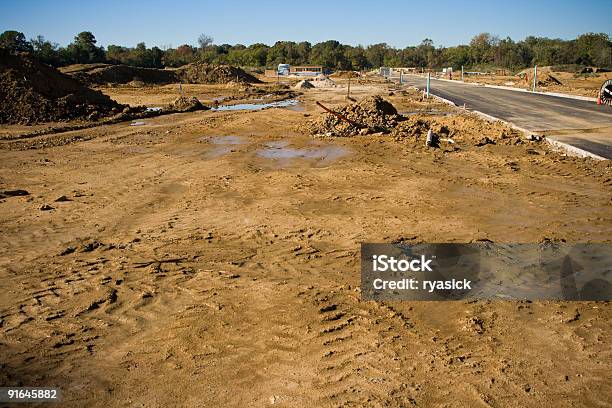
391 114 524 147
305 95 525 147
330 71 361 78
294 80 315 89
305 96 403 136
538 74 563 86
175 63 262 84
61 64 176 86
311 75 337 88
165 96 209 112
0 54 123 124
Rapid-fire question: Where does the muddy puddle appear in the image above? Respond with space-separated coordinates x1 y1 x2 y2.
196 135 247 159
203 146 236 159
257 141 349 166
211 99 299 112
190 135 348 165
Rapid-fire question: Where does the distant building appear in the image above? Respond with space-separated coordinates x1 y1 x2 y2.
290 65 324 76
266 64 327 77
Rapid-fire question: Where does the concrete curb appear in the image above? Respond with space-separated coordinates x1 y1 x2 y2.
406 74 598 102
545 138 607 160
423 89 606 161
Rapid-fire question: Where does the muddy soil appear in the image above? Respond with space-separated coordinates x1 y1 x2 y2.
0 83 610 407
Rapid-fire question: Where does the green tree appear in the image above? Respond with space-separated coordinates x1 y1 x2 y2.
469 33 498 66
0 30 32 53
575 33 612 67
66 31 105 64
29 35 60 66
345 45 369 70
311 40 349 69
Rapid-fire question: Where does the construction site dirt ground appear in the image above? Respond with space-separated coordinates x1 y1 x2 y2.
0 83 611 407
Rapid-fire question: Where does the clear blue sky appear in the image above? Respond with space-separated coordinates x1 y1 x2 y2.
1 0 611 48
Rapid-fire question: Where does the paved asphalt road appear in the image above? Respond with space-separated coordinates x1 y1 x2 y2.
400 75 612 159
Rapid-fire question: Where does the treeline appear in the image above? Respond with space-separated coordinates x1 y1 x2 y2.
1 30 611 71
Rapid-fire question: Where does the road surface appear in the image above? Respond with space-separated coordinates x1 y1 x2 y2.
400 75 612 159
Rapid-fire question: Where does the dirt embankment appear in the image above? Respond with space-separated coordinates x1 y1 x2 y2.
63 62 263 87
61 64 176 86
0 53 124 124
174 62 262 85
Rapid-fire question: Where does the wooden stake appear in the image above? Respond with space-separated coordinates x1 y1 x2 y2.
316 101 363 128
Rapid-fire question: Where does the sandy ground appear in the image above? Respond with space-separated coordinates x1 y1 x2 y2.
1 83 611 407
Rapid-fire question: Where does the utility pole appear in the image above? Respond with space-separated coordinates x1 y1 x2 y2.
461 65 464 81
532 65 538 92
347 74 351 99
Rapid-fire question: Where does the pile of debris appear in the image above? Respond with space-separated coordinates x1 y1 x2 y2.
310 75 337 88
165 96 209 112
331 71 361 78
304 94 525 148
516 67 563 87
0 53 124 124
61 63 175 86
294 80 315 89
391 114 524 147
175 62 261 84
306 96 403 136
537 73 563 86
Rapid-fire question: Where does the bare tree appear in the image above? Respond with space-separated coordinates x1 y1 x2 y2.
198 34 213 50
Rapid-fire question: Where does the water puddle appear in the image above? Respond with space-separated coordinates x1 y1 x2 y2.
211 135 246 145
264 140 290 149
197 135 246 159
211 99 299 112
203 146 235 159
257 143 348 166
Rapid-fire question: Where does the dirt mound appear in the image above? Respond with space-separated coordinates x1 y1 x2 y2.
165 96 209 112
331 71 361 78
311 75 337 88
59 63 112 74
62 64 176 85
295 80 315 89
306 96 402 136
305 95 524 146
175 63 261 84
538 74 563 86
391 114 523 147
0 53 123 124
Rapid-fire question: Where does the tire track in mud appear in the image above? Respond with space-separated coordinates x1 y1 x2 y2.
305 287 420 407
